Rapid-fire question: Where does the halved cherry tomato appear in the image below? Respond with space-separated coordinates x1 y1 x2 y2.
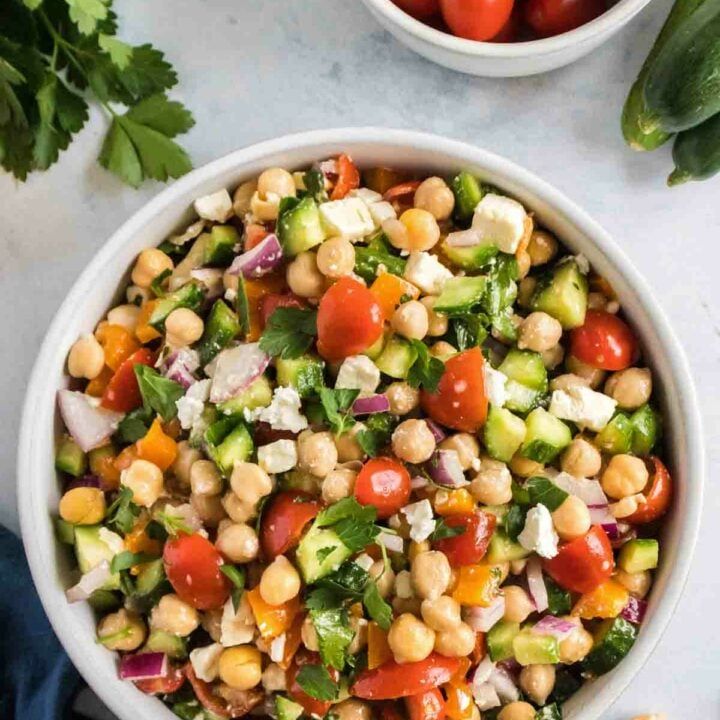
245 223 270 250
331 154 360 200
383 180 422 204
101 348 155 413
351 654 461 700
421 348 488 433
260 490 321 559
355 457 412 519
439 0 514 41
393 0 441 19
544 525 614 594
163 533 230 610
525 0 605 36
569 310 638 371
259 293 306 328
134 664 185 695
317 277 384 362
433 511 496 567
625 456 672 524
406 688 446 720
287 650 340 717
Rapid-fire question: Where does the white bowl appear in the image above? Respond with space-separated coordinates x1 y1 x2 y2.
19 128 702 720
361 0 653 76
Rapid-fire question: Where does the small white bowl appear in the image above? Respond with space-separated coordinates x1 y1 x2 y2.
19 128 702 720
361 0 653 76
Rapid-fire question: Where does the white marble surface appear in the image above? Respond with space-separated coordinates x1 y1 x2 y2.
1 0 719 717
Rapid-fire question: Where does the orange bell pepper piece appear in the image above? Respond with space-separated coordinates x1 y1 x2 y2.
88 445 121 490
136 417 178 471
370 273 420 320
246 587 300 640
444 680 475 720
471 631 486 665
280 612 305 670
452 564 500 607
135 301 162 343
330 154 360 200
434 488 475 517
85 366 113 397
572 579 629 619
367 621 392 670
96 324 140 371
245 274 287 342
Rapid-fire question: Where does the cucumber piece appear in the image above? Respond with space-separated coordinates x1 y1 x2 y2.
55 437 87 477
88 589 121 612
363 328 388 360
487 620 520 661
434 276 488 314
149 282 205 330
513 629 560 666
484 406 526 463
375 336 416 379
204 225 239 266
296 524 351 583
618 538 659 573
595 413 633 455
276 355 325 398
135 558 167 596
276 696 304 720
499 349 547 414
582 617 637 676
55 518 76 545
74 526 120 590
451 171 483 225
630 404 661 455
520 408 572 463
211 422 254 476
281 469 320 494
442 241 498 271
486 529 530 563
277 197 326 256
530 259 588 329
145 630 188 659
197 300 240 366
219 375 274 415
669 111 720 186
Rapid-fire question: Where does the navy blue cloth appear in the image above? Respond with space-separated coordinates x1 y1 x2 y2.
0 525 83 720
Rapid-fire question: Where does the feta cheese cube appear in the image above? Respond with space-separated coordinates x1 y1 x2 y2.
269 633 286 663
401 499 436 542
194 189 233 223
485 366 508 407
350 188 383 204
189 643 223 682
319 197 375 239
258 439 298 474
97 528 125 557
244 387 308 433
220 595 256 647
368 201 397 226
335 355 381 395
549 386 617 432
354 553 375 571
518 505 559 558
176 379 211 431
471 193 527 254
403 252 453 295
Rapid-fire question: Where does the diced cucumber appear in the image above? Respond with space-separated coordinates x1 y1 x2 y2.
276 696 304 720
210 422 254 476
277 197 326 256
520 408 571 463
55 518 76 545
363 328 388 360
145 630 188 659
630 404 661 455
197 300 240 366
88 589 121 612
74 526 120 590
595 413 633 455
135 558 166 597
487 529 530 563
582 617 637 676
499 349 547 414
281 469 320 494
149 282 205 330
276 355 325 398
219 375 273 415
513 628 560 666
434 276 488 314
204 225 239 266
484 406 526 463
443 242 498 271
618 539 659 573
295 524 351 583
487 620 520 662
531 259 588 329
55 437 87 477
451 171 483 225
375 336 416 380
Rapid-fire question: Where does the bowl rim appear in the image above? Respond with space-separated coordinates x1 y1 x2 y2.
18 127 703 720
362 0 653 57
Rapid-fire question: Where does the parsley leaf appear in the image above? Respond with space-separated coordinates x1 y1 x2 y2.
502 504 528 542
525 476 569 512
357 413 396 458
429 518 465 542
236 275 251 337
316 498 376 529
106 486 140 534
220 565 246 612
134 364 184 421
66 0 110 35
295 665 338 701
259 307 318 359
406 340 445 392
316 498 380 553
98 33 132 69
154 509 194 537
317 387 360 436
303 168 328 203
116 406 153 443
545 576 572 616
117 44 177 100
305 587 344 612
483 253 519 317
316 546 336 564
110 550 157 574
310 608 354 670
354 232 406 283
535 703 562 720
317 562 370 597
125 93 194 137
448 313 489 351
363 582 392 630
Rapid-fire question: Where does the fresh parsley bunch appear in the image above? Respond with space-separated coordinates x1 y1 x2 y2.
0 0 194 186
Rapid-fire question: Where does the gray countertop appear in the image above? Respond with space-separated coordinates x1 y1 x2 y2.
1 0 718 717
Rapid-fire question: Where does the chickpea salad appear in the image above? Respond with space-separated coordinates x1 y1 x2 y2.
55 155 671 720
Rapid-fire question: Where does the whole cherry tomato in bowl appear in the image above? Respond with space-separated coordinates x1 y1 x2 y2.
525 0 606 37
439 0 515 41
393 0 441 19
569 309 638 370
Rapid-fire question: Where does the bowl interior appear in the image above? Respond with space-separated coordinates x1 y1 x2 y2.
18 128 702 720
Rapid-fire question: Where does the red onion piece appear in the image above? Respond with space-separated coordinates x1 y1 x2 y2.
208 343 270 403
611 525 637 549
471 655 495 688
319 159 338 177
446 229 481 247
120 652 169 681
66 560 112 603
411 475 429 490
425 419 447 443
227 233 283 279
601 520 620 539
465 596 505 632
163 348 200 389
66 474 101 491
58 390 124 452
531 615 577 640
488 665 519 703
621 596 648 624
427 449 467 488
526 557 548 612
472 682 501 712
553 472 608 507
352 394 391 416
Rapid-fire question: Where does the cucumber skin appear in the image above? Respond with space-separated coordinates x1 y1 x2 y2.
669 111 720 185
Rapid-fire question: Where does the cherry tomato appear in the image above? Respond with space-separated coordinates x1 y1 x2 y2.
393 0 440 19
260 490 321 559
383 180 423 204
380 703 406 720
544 525 614 594
569 310 638 371
330 154 360 200
260 292 306 328
317 277 384 362
355 457 412 519
432 511 496 567
287 650 340 717
352 654 461 700
163 533 230 610
489 7 520 41
439 0 514 41
525 0 605 36
625 456 672 524
100 348 155 413
406 688 447 720
245 223 270 250
421 347 488 433
134 664 185 695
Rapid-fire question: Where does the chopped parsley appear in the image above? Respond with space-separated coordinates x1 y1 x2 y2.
429 518 465 542
259 307 318 359
110 550 157 574
316 387 360 436
134 364 184 422
220 565 246 612
524 476 569 512
106 487 140 534
310 608 354 670
295 664 338 701
407 339 445 392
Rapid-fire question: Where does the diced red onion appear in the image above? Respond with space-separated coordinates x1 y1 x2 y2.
377 531 404 553
411 475 429 490
532 615 577 640
163 348 200 389
471 655 495 688
66 560 112 603
66 474 101 491
119 652 168 681
601 520 620 539
227 233 284 279
190 268 225 300
352 394 391 416
427 449 467 488
465 596 505 632
488 665 519 703
58 390 124 452
553 472 608 507
497 658 521 677
472 683 501 711
319 159 338 176
208 343 270 403
611 525 637 549
446 229 482 248
621 596 648 624
425 419 447 443
526 557 548 612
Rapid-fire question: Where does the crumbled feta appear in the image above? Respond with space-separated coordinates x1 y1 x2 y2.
403 252 453 295
194 189 233 223
97 528 125 558
401 499 437 543
485 366 508 407
471 193 527 254
319 197 375 239
518 505 559 559
350 188 383 204
189 643 223 682
395 570 414 599
573 254 590 274
354 553 375 571
224 287 237 302
335 355 381 395
368 201 397 226
377 531 404 553
244 386 308 433
269 633 286 663
176 379 211 431
257 439 298 474
220 595 256 647
549 386 617 432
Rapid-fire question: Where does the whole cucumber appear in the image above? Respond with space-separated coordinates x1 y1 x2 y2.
668 112 720 185
621 0 708 151
640 0 720 134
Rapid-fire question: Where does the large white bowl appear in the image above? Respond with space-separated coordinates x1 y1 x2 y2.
19 128 702 720
361 0 653 76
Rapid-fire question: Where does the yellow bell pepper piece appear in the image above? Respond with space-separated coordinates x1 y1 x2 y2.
572 579 629 619
136 417 178 471
452 564 500 607
247 587 300 640
367 621 392 669
434 488 475 516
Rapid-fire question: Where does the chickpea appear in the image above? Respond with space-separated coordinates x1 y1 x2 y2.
413 177 455 221
216 522 259 563
218 646 262 690
385 382 420 415
126 284 150 305
383 218 410 250
430 341 457 359
601 454 649 499
230 462 273 506
550 373 590 392
411 551 452 601
222 491 256 523
516 250 531 280
399 208 441 251
131 248 173 289
301 615 319 651
250 191 279 222
190 459 223 496
541 344 565 371
165 308 204 346
191 493 227 528
150 593 199 636
517 277 537 308
605 368 652 410
297 430 338 478
503 586 535 623
201 608 223 642
420 296 449 337
260 555 301 606
520 664 556 706
567 355 606 389
232 180 257 216
121 459 164 507
470 459 512 505
394 569 414 599
258 167 296 200
509 453 544 478
388 613 436 664
67 334 105 380
498 702 536 720
59 486 106 525
561 437 602 477
392 419 436 464
334 425 365 463
391 300 429 340
369 560 395 599
615 569 652 599
527 230 558 266
439 433 479 471
552 495 591 541
393 597 422 615
322 468 356 504
286 252 325 298
517 312 563 353
316 237 355 278
97 609 146 651
333 699 372 720
421 596 462 632
171 442 201 489
408 540 430 563
434 621 476 658
259 662 286 692
107 304 141 332
559 621 594 663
